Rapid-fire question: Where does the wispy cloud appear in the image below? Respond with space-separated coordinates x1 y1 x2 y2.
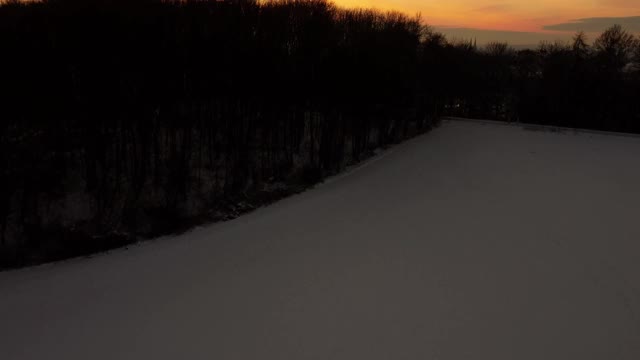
543 16 640 32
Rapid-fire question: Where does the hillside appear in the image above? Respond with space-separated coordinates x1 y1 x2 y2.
1 120 639 359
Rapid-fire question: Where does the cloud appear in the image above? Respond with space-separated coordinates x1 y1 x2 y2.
543 16 640 32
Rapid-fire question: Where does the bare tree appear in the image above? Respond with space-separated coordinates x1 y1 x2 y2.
572 31 589 58
594 24 636 71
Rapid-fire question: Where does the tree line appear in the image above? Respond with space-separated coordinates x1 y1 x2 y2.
0 0 438 267
1 0 638 267
443 26 640 131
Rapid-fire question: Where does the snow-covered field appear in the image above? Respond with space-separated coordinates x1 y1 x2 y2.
1 119 640 359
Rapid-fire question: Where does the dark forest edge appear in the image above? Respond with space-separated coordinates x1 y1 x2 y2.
0 0 437 268
1 0 639 269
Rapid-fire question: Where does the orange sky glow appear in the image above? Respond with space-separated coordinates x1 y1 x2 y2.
333 0 640 45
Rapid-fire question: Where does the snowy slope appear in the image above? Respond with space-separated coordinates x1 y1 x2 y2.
1 120 640 360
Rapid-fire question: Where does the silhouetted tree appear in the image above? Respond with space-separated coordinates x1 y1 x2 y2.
0 0 438 267
594 24 636 73
1 1 639 268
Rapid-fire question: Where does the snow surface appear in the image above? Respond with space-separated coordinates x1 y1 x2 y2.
2 119 640 360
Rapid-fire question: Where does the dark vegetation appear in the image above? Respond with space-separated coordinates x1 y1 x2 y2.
0 0 436 268
1 0 639 268
445 27 640 131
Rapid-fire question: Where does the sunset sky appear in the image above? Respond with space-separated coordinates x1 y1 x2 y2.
333 0 640 46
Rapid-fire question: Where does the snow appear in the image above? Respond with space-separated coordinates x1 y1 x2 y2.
2 119 640 359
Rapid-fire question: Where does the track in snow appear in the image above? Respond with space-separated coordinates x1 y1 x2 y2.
2 119 640 359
